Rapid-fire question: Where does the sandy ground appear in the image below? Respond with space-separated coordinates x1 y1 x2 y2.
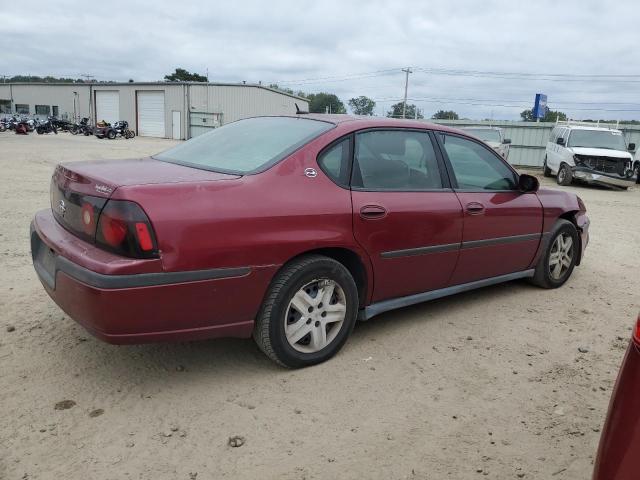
1 132 638 480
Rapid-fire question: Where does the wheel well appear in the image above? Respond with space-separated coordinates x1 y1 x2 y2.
558 211 583 265
286 248 368 307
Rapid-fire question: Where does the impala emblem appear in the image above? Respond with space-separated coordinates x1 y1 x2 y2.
58 199 66 216
304 168 317 178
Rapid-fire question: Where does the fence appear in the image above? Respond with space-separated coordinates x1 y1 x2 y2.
431 120 640 167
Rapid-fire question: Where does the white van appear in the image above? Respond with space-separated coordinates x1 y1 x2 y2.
544 122 636 189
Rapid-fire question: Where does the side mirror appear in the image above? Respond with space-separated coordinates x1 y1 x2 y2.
502 138 511 144
628 143 636 151
556 137 565 146
518 173 539 193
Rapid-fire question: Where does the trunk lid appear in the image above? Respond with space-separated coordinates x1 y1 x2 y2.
51 157 240 242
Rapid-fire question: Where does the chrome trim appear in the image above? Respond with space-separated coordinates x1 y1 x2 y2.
360 269 535 320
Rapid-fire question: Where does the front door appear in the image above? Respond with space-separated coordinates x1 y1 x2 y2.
436 132 543 285
350 129 463 302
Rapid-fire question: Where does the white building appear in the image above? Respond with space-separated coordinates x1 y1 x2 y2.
0 82 309 139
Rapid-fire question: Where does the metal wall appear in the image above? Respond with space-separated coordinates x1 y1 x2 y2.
431 119 640 167
0 83 309 140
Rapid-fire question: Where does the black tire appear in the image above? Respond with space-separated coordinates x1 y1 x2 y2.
107 130 116 140
128 130 135 139
557 163 573 186
253 255 359 368
634 161 640 184
543 157 552 177
530 219 579 289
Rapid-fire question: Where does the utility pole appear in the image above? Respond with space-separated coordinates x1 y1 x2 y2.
401 67 412 118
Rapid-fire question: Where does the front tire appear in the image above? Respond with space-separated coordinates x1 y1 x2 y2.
107 130 116 140
557 163 573 186
253 255 359 368
530 219 579 289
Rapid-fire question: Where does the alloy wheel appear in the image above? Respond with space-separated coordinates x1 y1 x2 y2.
548 233 574 280
284 279 347 353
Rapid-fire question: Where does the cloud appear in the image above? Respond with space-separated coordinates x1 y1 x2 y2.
1 0 639 119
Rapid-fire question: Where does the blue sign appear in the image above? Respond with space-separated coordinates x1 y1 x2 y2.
533 94 548 119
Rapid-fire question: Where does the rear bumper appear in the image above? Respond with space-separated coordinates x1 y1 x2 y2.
573 167 635 188
31 210 276 344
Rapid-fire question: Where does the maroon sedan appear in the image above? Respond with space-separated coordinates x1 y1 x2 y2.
593 315 640 479
31 115 589 367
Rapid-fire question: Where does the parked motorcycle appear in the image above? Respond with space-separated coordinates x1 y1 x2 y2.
51 117 73 132
36 117 58 135
70 117 92 136
95 120 135 139
15 119 29 135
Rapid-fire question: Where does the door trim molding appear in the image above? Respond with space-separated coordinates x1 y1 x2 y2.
360 269 535 320
381 232 542 259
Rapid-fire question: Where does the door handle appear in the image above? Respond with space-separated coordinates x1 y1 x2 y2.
465 202 485 215
360 205 387 220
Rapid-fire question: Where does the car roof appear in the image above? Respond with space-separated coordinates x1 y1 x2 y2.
277 113 463 134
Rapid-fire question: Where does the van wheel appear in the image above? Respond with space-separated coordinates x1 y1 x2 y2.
530 219 579 289
253 255 358 368
543 157 552 177
557 163 573 186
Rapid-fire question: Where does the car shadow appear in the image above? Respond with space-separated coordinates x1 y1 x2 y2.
55 279 536 384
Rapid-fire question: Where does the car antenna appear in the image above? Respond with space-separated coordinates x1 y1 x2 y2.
295 103 309 115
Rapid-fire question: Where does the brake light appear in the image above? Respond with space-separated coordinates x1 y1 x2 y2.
633 315 640 346
96 200 158 258
577 196 586 213
134 222 154 251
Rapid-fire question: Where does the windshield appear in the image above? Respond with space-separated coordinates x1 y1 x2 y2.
154 117 334 174
464 128 501 143
567 129 627 151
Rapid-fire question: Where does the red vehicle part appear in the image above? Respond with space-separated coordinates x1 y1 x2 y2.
593 315 640 480
31 115 589 353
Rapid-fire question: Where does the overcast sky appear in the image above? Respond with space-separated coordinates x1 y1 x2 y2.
2 0 640 120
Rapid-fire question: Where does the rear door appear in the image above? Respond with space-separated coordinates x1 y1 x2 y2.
436 132 543 285
349 129 463 302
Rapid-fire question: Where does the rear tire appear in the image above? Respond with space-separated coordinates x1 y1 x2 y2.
543 157 552 177
253 255 359 368
107 130 116 140
557 163 573 186
530 219 579 289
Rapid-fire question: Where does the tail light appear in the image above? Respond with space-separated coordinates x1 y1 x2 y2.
577 196 587 213
633 315 640 346
96 200 158 259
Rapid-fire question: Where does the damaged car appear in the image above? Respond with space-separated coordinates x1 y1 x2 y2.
543 122 636 189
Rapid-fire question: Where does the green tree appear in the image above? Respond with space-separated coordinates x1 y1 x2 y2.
307 93 346 114
386 102 423 119
432 110 459 120
520 108 567 122
164 68 208 82
348 96 376 116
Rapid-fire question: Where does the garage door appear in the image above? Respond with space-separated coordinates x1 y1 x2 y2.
137 91 165 137
95 91 119 125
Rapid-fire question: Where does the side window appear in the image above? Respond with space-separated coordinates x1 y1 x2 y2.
440 134 518 191
352 130 443 190
550 127 559 143
317 137 351 187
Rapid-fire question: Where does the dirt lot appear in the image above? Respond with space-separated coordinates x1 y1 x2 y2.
1 132 638 480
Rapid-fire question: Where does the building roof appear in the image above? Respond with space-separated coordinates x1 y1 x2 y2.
0 81 309 102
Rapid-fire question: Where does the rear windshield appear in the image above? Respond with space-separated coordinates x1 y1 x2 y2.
154 117 334 174
464 128 501 143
